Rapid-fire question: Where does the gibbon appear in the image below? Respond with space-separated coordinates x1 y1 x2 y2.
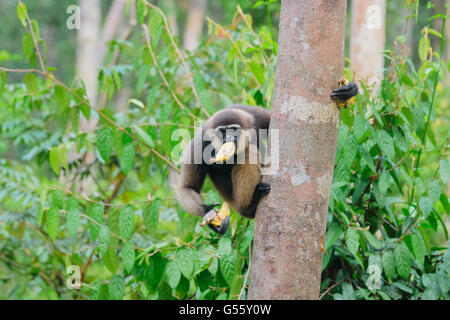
177 82 358 233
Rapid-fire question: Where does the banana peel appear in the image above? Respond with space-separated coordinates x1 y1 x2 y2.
210 142 236 163
201 202 230 235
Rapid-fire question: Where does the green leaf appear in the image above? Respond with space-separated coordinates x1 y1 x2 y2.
129 98 145 109
137 0 148 24
249 58 265 85
220 254 237 285
345 229 360 256
96 284 109 300
208 257 218 276
439 159 450 183
58 144 68 170
379 170 391 194
122 242 135 273
0 71 6 92
362 230 383 250
24 73 37 92
382 250 395 280
175 248 194 279
410 233 425 268
97 127 113 162
99 226 111 255
418 36 430 62
199 90 213 114
119 143 135 175
160 125 172 154
146 86 159 110
103 248 118 274
428 180 441 204
143 199 160 233
324 224 343 249
88 203 104 241
119 205 135 240
419 197 432 218
54 85 70 108
22 33 33 60
217 238 232 257
132 124 155 148
109 275 125 300
51 190 64 209
17 2 28 27
31 20 40 39
394 243 412 279
46 207 60 240
165 261 181 289
80 103 91 120
159 103 172 122
344 135 357 167
69 107 80 133
66 197 80 238
376 130 395 160
37 204 44 227
239 225 254 254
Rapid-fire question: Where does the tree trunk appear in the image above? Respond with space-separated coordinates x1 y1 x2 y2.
165 0 179 37
248 0 348 300
350 0 386 89
77 0 101 112
77 0 126 130
183 0 206 51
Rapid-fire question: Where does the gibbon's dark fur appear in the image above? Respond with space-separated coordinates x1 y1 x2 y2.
177 104 271 219
177 82 358 220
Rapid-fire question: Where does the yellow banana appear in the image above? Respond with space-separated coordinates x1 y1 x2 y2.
210 142 236 163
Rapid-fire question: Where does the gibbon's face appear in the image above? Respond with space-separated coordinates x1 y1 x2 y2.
210 124 241 163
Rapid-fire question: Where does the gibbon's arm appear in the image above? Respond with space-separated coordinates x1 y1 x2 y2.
177 133 216 217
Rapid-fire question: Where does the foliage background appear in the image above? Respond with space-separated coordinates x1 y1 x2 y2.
0 0 448 300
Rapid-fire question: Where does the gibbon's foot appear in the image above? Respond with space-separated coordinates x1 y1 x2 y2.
330 81 358 108
257 182 271 196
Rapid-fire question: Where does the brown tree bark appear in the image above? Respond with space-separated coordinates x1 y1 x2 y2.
350 0 386 89
248 0 348 300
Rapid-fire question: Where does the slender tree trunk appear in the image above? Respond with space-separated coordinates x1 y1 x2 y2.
99 0 128 63
76 0 127 131
166 0 179 37
350 0 386 89
248 0 348 300
77 0 101 111
183 0 206 51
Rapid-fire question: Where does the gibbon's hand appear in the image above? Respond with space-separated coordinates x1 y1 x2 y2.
201 202 231 235
330 80 358 108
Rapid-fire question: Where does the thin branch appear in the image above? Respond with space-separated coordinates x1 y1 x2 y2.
238 244 252 300
44 206 144 250
236 5 269 66
44 185 176 208
50 75 179 172
142 24 196 119
206 17 263 90
143 0 210 117
24 7 46 73
319 280 344 300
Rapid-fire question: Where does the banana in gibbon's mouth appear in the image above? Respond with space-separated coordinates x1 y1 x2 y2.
210 142 236 163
